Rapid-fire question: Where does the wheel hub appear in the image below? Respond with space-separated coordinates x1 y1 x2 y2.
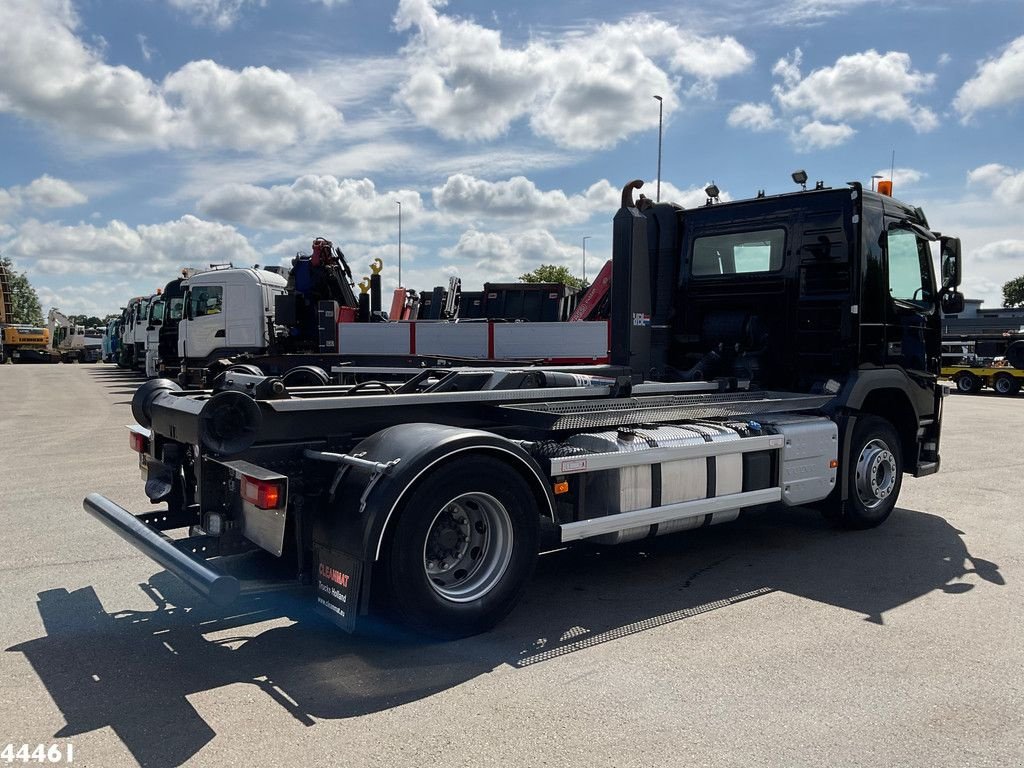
422 492 513 603
855 439 897 510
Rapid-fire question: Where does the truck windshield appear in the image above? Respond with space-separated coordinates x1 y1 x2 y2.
692 229 785 275
150 301 165 322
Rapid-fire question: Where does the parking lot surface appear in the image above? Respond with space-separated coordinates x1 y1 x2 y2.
1 364 1021 767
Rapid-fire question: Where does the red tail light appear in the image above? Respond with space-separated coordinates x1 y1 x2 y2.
129 431 149 454
241 475 284 510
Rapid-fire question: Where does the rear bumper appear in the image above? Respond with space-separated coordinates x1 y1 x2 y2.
82 493 239 606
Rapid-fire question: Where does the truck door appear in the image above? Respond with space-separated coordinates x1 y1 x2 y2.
184 284 226 361
883 224 938 379
225 282 260 348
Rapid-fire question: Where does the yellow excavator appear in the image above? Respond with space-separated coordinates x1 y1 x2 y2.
0 262 52 363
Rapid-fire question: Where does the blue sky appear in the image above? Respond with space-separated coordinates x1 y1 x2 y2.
1 0 1022 316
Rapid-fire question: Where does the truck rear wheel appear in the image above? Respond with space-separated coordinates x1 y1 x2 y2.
955 371 981 394
992 373 1019 396
381 455 539 638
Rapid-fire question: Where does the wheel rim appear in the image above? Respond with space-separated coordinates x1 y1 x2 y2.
995 377 1011 393
423 492 514 603
854 438 897 510
957 375 974 392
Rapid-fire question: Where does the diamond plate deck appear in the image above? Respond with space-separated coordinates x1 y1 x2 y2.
499 390 834 430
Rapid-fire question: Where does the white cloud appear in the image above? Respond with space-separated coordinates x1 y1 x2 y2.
0 175 87 220
0 0 341 151
137 33 153 62
166 0 265 30
772 48 803 87
393 0 752 149
432 175 619 223
726 102 779 132
21 176 88 208
198 175 426 240
1 216 258 281
198 173 724 245
796 121 856 150
163 60 341 150
772 49 937 131
967 163 1024 204
872 167 926 188
954 36 1024 119
757 0 887 26
438 229 580 285
729 47 936 149
974 239 1024 263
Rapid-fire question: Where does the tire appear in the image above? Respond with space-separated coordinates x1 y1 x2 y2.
955 371 981 394
381 455 539 638
992 373 1019 396
281 365 330 387
227 364 264 376
829 415 902 530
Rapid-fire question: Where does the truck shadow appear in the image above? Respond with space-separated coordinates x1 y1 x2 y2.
9 506 1003 767
84 367 147 397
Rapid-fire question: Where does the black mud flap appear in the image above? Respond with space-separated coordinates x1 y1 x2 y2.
315 545 363 632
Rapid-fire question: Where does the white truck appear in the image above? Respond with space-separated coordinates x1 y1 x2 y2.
172 265 608 385
177 267 288 373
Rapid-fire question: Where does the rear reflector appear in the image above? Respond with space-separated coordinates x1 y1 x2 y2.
129 431 149 454
241 475 284 510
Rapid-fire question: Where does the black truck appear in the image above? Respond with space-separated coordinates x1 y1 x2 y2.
85 177 964 638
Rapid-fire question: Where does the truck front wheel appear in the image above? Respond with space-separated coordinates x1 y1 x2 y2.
840 415 903 529
382 455 539 638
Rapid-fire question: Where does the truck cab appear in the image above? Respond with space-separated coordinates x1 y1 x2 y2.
155 277 188 379
613 180 962 480
143 297 166 378
102 319 120 363
178 268 288 371
117 296 147 368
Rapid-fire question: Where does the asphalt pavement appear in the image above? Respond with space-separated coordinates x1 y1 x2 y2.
0 363 1021 767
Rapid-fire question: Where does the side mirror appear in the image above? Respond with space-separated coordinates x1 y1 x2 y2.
940 236 962 289
941 290 965 315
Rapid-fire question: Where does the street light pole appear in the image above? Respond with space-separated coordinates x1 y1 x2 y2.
395 200 402 288
653 95 663 203
582 236 591 283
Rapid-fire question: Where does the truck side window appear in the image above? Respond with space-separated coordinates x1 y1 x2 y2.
169 298 184 321
190 286 224 317
692 229 785 276
886 228 932 304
